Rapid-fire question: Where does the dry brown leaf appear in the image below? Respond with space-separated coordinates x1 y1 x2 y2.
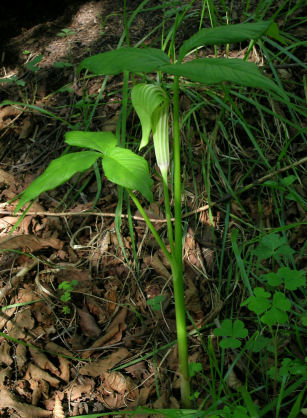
6 309 34 339
0 339 13 366
69 377 95 401
0 168 15 186
0 234 63 251
143 252 170 280
79 347 129 377
104 371 127 394
44 344 71 383
184 276 204 319
0 388 51 417
86 296 106 324
226 368 242 390
16 344 27 371
19 117 32 139
53 395 65 418
26 364 60 388
0 367 11 387
29 347 59 376
77 307 101 338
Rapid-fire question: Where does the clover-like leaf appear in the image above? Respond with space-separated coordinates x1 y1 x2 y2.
261 307 288 326
254 233 294 260
278 267 305 290
241 287 271 315
261 292 291 325
213 319 248 349
189 361 203 378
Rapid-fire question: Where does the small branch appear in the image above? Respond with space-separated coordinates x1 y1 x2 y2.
1 156 305 223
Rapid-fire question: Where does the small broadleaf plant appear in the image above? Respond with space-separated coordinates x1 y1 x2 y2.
213 319 248 349
241 287 291 326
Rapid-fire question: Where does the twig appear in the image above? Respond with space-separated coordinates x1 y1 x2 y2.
0 156 305 223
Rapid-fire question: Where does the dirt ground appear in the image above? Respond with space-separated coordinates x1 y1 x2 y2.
0 0 306 417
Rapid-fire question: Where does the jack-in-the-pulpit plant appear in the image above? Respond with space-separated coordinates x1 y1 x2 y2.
13 20 285 407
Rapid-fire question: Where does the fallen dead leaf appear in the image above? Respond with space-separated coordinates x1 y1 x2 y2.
0 367 11 388
16 344 27 371
26 363 60 388
79 347 129 377
0 388 51 417
0 339 13 366
69 377 95 401
0 234 63 251
77 307 101 338
29 347 59 376
53 394 65 418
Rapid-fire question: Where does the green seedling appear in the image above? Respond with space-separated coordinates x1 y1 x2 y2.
57 28 76 37
146 294 166 312
26 55 43 72
213 319 248 349
263 175 307 206
0 76 26 87
242 287 291 326
58 279 78 314
12 20 284 407
189 361 203 377
267 357 307 382
264 267 306 290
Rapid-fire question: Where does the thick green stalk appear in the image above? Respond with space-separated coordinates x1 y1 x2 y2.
172 75 191 407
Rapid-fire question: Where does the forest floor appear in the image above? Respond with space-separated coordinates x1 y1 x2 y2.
0 1 306 417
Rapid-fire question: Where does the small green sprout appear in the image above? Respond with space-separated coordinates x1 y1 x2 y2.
57 28 76 37
146 295 165 312
264 267 306 290
213 319 248 349
189 361 203 377
253 232 295 260
267 358 307 381
58 280 78 314
25 55 43 73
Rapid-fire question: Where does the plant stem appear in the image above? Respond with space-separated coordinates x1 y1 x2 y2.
128 191 172 264
162 174 174 254
172 75 191 407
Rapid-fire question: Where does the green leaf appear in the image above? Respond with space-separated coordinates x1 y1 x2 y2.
249 335 272 353
179 21 272 60
65 131 118 153
189 361 203 377
254 233 292 260
53 61 73 68
15 151 101 211
26 55 43 72
146 295 165 311
78 47 170 75
220 337 241 349
102 147 153 202
261 307 288 325
242 287 271 315
162 58 285 98
213 319 248 349
273 291 291 311
266 267 306 290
